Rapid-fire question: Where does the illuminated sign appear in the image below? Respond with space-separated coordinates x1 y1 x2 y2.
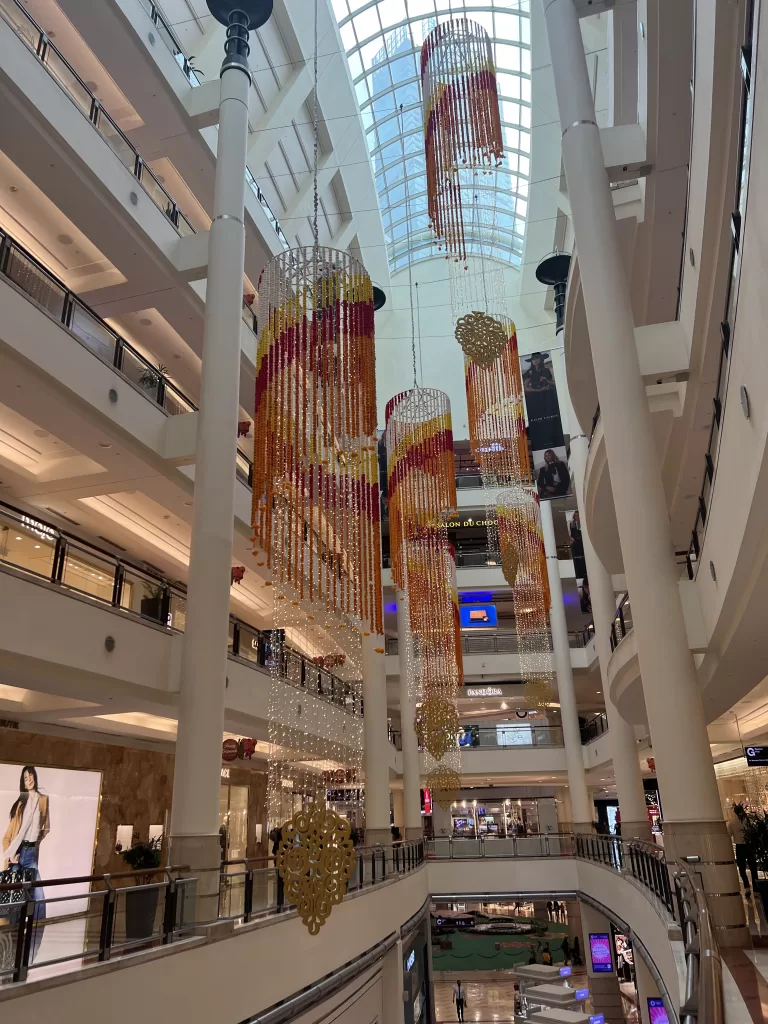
647 1000 669 1024
21 515 56 540
746 746 768 766
575 988 589 1001
406 950 416 971
589 933 613 973
559 966 572 977
590 1016 605 1024
220 767 230 779
460 604 497 628
465 686 503 698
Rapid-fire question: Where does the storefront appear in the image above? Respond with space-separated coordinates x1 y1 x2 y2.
436 790 559 838
403 918 432 1024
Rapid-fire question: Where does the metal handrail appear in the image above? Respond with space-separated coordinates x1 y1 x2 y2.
0 498 356 714
0 226 197 416
673 858 724 1024
384 625 594 657
0 0 194 234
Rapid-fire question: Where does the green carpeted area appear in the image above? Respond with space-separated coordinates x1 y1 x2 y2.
432 915 573 973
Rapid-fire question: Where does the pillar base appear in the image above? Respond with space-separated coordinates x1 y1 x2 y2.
573 821 594 835
662 819 749 948
365 827 393 847
168 832 222 925
405 826 423 841
620 819 653 841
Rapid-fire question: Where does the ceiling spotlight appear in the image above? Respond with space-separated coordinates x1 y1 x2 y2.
99 442 112 449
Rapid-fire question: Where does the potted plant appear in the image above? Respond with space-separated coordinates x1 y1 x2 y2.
120 834 162 940
738 805 768 910
138 363 169 393
140 581 165 621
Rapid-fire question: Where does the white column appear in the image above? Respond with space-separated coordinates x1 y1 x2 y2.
397 592 423 838
540 500 592 829
381 938 406 1024
362 631 393 845
569 412 650 838
543 0 723 829
544 0 744 935
170 42 251 885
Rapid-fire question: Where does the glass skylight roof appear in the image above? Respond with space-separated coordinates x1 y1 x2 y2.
332 0 531 273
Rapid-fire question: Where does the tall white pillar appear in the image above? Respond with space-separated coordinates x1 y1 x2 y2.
544 0 744 936
540 500 592 830
362 631 393 845
169 21 252 890
569 412 650 839
397 592 423 838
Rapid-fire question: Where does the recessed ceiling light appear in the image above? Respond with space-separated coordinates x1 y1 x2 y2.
139 318 153 326
15 536 22 541
184 501 192 507
57 233 73 245
99 442 112 449
33 429 50 437
34 545 40 549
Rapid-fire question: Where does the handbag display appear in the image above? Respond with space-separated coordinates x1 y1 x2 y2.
0 866 35 907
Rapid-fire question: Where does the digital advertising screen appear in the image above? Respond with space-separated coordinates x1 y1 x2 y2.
648 999 670 1024
589 932 614 973
460 604 498 628
0 762 101 968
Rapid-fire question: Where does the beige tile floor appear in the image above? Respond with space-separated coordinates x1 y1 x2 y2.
434 978 521 1022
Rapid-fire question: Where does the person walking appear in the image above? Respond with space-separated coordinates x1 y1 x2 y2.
729 804 758 895
453 979 467 1021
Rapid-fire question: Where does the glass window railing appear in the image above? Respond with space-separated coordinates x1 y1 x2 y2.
0 227 198 418
0 0 194 234
0 497 357 714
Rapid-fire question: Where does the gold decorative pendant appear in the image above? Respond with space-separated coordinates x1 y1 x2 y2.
427 764 462 808
500 540 520 587
276 807 355 935
454 311 507 367
419 695 460 760
524 678 555 713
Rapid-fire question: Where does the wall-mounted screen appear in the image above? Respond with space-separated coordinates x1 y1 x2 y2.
648 999 670 1024
460 604 497 628
589 932 614 973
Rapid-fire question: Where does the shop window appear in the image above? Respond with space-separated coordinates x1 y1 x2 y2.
0 512 57 578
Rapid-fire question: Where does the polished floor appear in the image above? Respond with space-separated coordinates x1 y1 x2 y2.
434 978 521 1023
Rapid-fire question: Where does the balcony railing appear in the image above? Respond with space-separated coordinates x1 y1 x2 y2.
0 499 357 714
0 0 194 236
685 2 756 576
608 594 633 652
384 625 594 657
0 840 425 984
0 226 198 416
580 712 608 744
136 0 202 87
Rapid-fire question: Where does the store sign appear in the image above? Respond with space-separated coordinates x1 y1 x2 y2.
21 514 56 540
221 767 230 779
746 746 768 766
590 1015 605 1024
442 515 498 529
423 788 432 815
575 988 589 1001
406 950 416 971
465 686 503 698
222 738 239 761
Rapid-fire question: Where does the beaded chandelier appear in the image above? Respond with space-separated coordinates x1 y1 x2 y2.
385 387 463 800
251 245 382 636
421 18 504 262
462 324 556 715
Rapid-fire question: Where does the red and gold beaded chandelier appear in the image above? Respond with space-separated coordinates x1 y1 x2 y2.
385 387 463 799
421 18 504 262
462 325 556 713
251 245 382 637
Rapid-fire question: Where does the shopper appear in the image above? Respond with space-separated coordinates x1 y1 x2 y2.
730 804 759 895
453 979 467 1021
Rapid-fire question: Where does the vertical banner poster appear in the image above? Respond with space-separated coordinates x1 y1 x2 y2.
0 762 101 972
520 351 571 500
565 509 591 613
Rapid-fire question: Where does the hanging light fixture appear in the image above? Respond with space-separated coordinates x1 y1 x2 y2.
252 0 381 929
421 18 504 262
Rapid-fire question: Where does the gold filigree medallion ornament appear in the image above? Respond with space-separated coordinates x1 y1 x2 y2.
454 311 507 367
524 678 555 714
427 764 462 808
420 695 460 761
276 807 355 935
